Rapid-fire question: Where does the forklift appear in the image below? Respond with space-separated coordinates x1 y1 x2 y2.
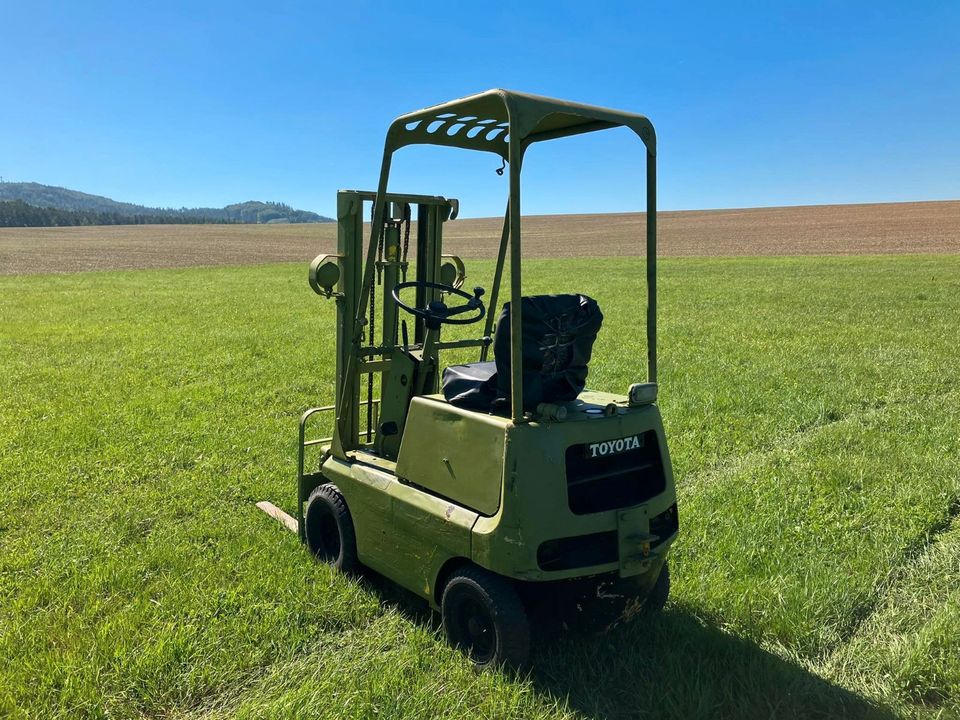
287 90 678 668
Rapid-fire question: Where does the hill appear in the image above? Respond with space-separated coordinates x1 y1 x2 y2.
0 200 236 228
0 182 332 224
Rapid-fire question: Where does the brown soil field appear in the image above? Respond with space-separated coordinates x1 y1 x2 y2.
1 200 958 275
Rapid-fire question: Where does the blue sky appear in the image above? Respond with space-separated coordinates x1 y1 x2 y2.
1 1 957 218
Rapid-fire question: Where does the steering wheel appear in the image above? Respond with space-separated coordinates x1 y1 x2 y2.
392 281 486 330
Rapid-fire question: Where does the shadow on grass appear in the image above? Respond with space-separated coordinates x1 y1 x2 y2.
528 606 893 720
359 570 892 720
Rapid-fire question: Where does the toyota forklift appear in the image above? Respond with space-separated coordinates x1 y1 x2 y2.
287 90 678 668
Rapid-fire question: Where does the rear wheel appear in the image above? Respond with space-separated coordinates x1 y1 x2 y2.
441 566 530 670
304 484 358 573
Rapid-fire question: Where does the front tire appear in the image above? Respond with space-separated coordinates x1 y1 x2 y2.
304 483 358 573
441 565 530 670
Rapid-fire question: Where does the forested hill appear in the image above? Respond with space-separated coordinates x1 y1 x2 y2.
0 182 333 224
0 200 236 228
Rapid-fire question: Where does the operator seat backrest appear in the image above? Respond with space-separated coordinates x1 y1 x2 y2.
493 294 604 411
441 294 603 411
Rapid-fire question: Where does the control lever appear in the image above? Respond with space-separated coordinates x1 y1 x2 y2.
469 286 485 308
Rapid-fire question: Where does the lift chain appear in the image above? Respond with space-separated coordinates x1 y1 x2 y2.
367 200 377 345
367 200 376 442
376 228 384 285
401 203 411 281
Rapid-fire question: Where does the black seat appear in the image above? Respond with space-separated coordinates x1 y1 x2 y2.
441 294 603 412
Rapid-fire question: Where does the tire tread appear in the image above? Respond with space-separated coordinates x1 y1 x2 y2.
442 564 530 669
305 483 358 573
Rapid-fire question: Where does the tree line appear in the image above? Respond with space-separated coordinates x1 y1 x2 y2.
0 200 235 228
0 182 333 224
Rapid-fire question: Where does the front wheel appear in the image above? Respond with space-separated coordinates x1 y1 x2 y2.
304 483 358 573
441 565 530 670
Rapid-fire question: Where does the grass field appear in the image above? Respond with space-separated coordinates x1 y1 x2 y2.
2 255 959 719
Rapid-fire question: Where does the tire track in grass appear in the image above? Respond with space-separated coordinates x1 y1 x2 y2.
833 497 960 649
671 387 945 498
804 398 960 659
670 389 960 659
823 514 960 715
190 612 569 720
674 398 892 494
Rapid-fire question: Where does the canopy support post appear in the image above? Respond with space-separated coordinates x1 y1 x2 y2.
508 142 524 423
646 150 657 385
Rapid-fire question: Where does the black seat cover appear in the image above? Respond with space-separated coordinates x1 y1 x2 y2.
440 361 497 403
441 294 603 411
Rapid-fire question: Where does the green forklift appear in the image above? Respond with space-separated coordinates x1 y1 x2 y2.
287 90 677 668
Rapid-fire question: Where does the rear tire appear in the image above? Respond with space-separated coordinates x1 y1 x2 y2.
304 483 358 573
441 565 530 670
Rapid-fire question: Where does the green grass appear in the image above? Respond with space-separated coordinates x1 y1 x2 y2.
1 255 959 719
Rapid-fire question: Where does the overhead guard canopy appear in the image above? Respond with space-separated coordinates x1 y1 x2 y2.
385 88 656 161
354 88 657 426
